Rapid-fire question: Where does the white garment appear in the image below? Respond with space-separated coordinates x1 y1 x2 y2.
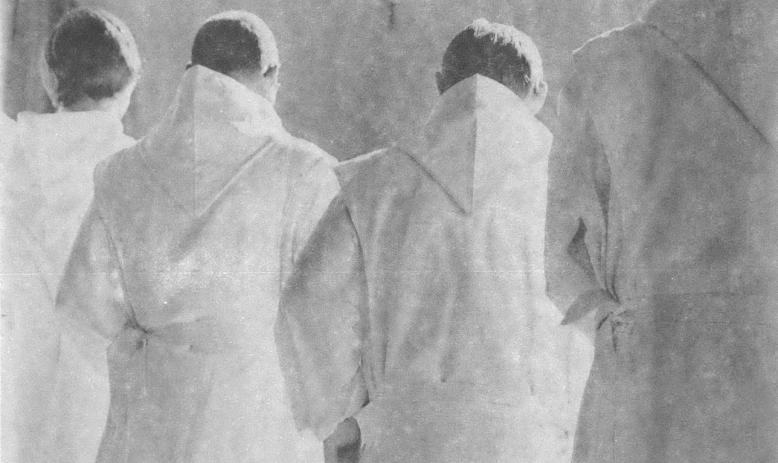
277 75 594 462
1 110 135 463
56 66 339 463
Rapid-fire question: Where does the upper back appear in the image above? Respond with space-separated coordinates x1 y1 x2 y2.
337 144 551 387
572 23 778 288
5 111 134 281
92 129 332 328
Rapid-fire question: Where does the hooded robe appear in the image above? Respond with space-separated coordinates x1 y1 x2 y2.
55 65 339 463
1 109 135 463
276 74 594 463
545 0 778 461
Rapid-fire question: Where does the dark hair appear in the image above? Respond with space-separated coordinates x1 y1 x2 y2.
440 20 539 96
191 19 263 77
45 9 140 108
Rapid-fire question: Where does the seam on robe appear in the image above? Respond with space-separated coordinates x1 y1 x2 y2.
400 148 470 215
644 22 775 150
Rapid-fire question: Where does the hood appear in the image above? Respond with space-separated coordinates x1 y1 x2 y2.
643 0 778 146
401 74 552 214
139 65 286 215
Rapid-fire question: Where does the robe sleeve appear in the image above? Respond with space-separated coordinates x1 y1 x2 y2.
56 201 129 342
52 201 129 462
545 72 618 326
275 194 368 441
280 155 341 286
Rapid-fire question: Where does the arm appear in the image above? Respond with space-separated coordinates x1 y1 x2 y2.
53 201 129 462
276 195 368 442
56 201 129 343
280 155 341 285
545 74 618 327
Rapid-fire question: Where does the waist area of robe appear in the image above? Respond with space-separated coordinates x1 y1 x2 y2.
370 381 527 407
615 265 778 302
106 317 271 398
600 291 778 328
578 293 778 463
98 318 288 462
114 316 262 354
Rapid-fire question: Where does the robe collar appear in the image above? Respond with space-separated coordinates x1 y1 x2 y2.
642 0 778 146
139 65 286 216
8 110 132 202
15 110 128 159
400 74 551 214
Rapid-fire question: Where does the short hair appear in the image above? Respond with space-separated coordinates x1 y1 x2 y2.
440 19 543 97
44 8 141 108
190 11 279 78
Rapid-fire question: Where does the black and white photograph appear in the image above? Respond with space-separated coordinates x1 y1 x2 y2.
1 0 776 462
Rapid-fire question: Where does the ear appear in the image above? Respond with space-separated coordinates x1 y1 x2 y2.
258 64 281 106
535 80 548 100
435 71 445 95
263 64 279 81
38 50 60 109
528 80 548 115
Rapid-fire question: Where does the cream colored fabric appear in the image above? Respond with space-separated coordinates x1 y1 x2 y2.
56 66 339 463
277 75 593 462
545 1 778 461
2 110 135 463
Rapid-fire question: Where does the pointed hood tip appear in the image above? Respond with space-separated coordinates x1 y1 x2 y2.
138 65 283 216
405 74 549 214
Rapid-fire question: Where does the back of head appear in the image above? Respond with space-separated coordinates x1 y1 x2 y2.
439 19 543 98
190 11 279 80
44 8 141 109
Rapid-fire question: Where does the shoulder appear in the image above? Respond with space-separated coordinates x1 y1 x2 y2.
334 148 393 188
93 143 133 184
567 22 669 105
285 135 338 172
92 143 143 206
115 132 137 152
335 146 421 203
572 22 662 78
574 22 653 60
278 135 340 196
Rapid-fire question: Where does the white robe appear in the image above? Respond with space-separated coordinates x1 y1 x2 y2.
545 1 778 461
1 110 135 463
55 65 339 463
276 75 594 463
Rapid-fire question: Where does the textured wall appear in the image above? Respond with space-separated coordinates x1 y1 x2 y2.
5 0 646 159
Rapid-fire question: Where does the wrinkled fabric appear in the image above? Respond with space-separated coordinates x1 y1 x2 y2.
545 1 778 461
277 74 594 463
56 65 339 463
1 109 134 463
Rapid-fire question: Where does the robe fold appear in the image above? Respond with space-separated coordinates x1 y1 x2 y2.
277 74 594 463
545 1 778 461
1 109 135 463
56 65 339 463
